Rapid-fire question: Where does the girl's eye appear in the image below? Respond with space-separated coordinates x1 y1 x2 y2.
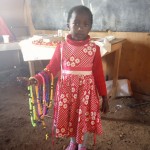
85 24 90 27
73 23 79 26
72 23 90 27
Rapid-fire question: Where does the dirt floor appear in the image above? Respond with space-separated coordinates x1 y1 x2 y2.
0 68 150 150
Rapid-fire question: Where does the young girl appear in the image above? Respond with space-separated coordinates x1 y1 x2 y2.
28 5 109 150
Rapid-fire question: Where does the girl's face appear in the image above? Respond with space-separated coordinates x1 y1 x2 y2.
68 11 92 41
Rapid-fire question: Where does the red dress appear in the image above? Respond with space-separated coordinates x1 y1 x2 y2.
35 34 107 144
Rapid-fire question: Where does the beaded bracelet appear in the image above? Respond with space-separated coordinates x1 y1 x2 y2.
29 77 38 84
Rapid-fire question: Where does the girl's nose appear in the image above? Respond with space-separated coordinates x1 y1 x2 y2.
78 26 83 31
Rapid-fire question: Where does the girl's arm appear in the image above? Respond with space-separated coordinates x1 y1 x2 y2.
92 45 107 96
92 45 109 113
45 43 61 75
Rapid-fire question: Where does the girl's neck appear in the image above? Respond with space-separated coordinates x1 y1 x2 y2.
66 34 90 46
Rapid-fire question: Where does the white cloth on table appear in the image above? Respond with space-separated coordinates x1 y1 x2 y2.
94 35 115 57
19 37 55 61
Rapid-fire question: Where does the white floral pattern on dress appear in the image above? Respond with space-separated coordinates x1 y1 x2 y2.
56 128 60 133
66 61 71 66
75 58 80 64
59 101 63 106
65 55 81 67
82 42 96 56
63 98 67 103
71 62 75 67
70 128 73 132
73 94 77 99
70 56 75 61
63 104 67 109
91 120 95 125
61 128 65 133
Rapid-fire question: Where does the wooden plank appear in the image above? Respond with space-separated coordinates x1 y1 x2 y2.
133 92 150 101
103 41 123 57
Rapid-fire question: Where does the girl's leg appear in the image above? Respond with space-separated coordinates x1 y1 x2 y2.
78 133 88 150
70 137 76 143
65 137 77 150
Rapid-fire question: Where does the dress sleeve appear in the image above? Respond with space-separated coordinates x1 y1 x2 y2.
45 43 61 76
92 45 107 96
34 43 61 85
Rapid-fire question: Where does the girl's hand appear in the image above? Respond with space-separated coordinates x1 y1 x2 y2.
101 96 109 114
17 77 38 86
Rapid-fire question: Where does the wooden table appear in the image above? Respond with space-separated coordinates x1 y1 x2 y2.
103 38 125 99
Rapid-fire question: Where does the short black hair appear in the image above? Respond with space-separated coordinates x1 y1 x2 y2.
67 5 93 25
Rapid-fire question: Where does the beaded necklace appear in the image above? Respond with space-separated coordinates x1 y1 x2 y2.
38 72 48 118
28 71 54 129
35 84 46 128
49 73 54 108
28 85 38 127
28 71 54 128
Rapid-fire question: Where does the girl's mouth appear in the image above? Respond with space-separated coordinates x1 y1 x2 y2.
75 33 85 39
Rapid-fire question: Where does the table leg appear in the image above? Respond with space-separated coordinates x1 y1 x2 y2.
110 46 122 100
28 61 35 76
